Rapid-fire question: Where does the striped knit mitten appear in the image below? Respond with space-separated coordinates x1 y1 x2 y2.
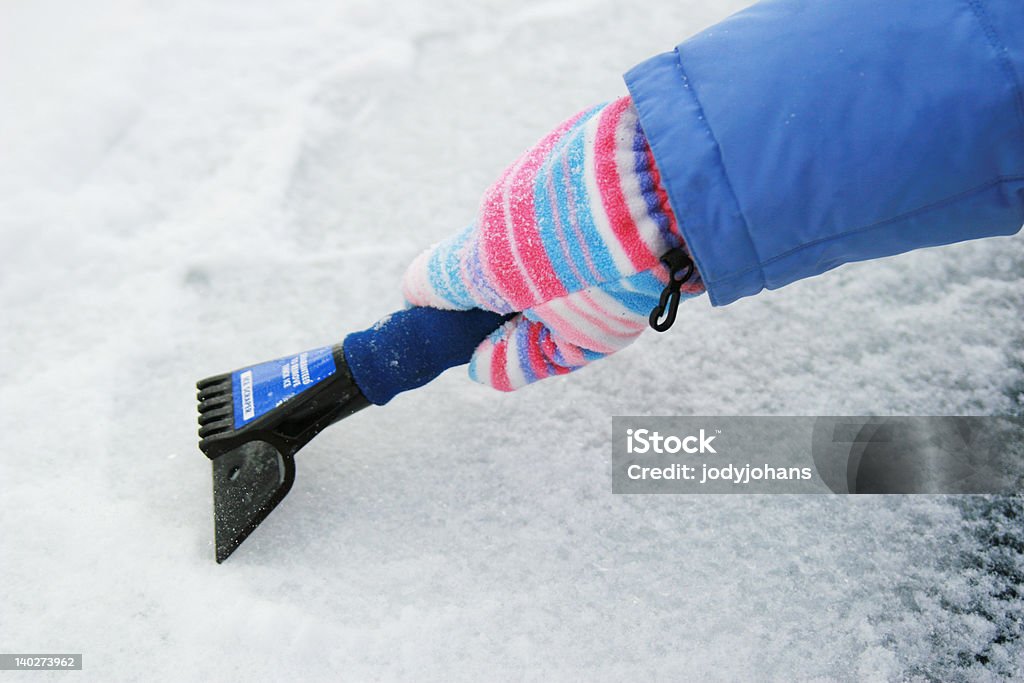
402 96 706 391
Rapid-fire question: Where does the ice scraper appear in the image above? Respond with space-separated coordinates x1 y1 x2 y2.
196 306 509 563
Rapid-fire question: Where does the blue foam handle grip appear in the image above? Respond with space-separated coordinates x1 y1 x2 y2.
342 307 511 405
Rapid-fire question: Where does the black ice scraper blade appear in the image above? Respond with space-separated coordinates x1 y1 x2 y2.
196 344 370 563
210 439 294 563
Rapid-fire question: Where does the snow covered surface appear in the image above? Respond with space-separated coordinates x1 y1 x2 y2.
1 0 1022 680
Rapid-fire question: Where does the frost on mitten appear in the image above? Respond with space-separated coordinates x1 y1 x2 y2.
403 96 705 390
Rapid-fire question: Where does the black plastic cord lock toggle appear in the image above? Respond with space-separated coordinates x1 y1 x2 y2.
648 247 695 332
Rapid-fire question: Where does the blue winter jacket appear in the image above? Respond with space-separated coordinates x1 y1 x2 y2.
625 0 1024 306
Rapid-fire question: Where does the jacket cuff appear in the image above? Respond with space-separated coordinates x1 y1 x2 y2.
625 49 764 307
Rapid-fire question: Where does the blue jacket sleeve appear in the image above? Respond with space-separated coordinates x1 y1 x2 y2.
625 0 1024 306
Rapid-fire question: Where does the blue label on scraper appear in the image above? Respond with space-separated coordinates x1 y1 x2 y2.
231 346 337 427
